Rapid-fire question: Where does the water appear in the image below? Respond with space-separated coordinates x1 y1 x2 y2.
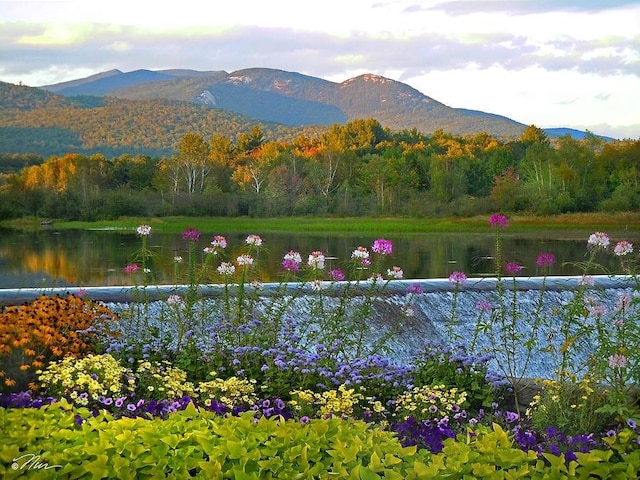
1 227 636 288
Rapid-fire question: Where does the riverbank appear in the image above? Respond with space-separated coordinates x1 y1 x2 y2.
3 212 640 235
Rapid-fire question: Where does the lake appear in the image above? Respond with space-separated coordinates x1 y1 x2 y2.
0 226 636 288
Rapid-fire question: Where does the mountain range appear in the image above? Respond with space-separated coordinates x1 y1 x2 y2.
41 67 529 136
0 68 611 159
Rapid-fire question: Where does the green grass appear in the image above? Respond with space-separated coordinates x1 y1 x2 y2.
3 212 640 235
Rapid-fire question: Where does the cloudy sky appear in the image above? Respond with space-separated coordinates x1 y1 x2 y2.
1 0 639 139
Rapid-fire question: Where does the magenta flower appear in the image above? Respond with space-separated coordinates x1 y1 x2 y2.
505 262 522 275
448 271 467 285
125 263 139 274
282 258 301 272
372 238 393 255
489 213 508 228
536 252 555 268
182 227 200 242
329 269 345 281
407 284 424 295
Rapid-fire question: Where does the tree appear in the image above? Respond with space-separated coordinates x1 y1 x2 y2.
177 133 210 194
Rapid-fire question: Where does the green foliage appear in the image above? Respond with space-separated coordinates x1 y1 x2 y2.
1 403 638 478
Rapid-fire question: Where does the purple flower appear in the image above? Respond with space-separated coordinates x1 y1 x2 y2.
536 252 555 268
300 416 310 424
282 258 301 272
489 213 508 228
407 284 424 295
448 271 467 285
329 269 345 281
475 300 492 312
587 231 610 248
372 239 393 255
182 227 200 242
505 262 522 275
627 418 637 430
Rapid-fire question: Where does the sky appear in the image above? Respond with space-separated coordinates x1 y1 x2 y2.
1 0 639 139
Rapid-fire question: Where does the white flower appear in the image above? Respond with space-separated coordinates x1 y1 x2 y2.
237 254 254 266
311 279 323 291
587 232 610 248
167 294 182 305
246 234 263 247
284 250 302 263
136 225 151 236
614 240 633 256
386 266 404 279
217 262 236 275
173 255 183 263
308 251 325 270
351 246 370 259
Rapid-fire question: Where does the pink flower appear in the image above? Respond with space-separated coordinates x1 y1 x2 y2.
246 234 263 247
407 284 424 295
211 235 227 249
536 252 555 268
587 232 610 248
125 263 139 274
76 288 88 298
182 227 200 242
608 353 627 369
489 213 508 228
505 262 522 275
448 271 467 285
386 266 404 279
614 241 634 256
372 239 393 255
329 269 345 281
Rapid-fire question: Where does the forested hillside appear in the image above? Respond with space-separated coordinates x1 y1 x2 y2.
0 82 324 157
1 120 638 221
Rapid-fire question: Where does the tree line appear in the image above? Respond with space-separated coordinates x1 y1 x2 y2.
1 119 638 221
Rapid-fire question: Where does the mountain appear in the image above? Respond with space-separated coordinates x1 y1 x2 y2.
42 67 528 137
0 68 610 158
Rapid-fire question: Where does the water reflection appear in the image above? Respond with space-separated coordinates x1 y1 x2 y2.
0 227 636 288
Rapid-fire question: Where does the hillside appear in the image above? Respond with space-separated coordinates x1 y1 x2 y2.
0 82 322 157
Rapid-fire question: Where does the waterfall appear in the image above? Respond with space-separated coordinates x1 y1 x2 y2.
2 275 636 379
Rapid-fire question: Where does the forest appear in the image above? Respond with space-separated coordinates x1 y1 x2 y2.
0 119 638 221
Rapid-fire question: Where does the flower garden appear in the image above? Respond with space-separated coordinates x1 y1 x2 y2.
1 215 639 478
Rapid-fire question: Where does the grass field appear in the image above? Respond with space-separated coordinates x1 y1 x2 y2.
3 212 640 235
